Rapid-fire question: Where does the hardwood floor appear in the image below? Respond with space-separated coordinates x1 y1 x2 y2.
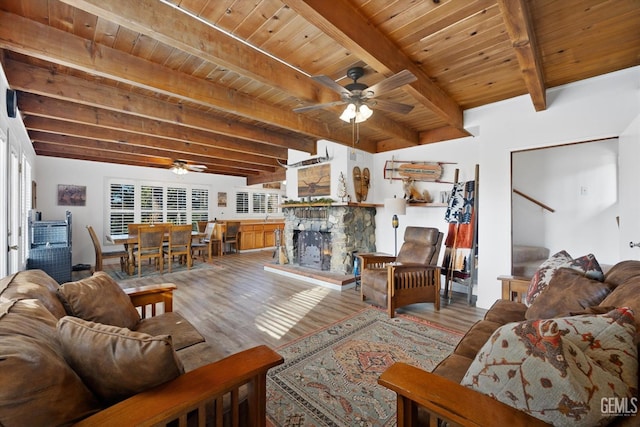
92 250 486 356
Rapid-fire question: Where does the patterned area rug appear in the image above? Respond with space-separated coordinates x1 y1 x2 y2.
106 258 220 281
267 307 462 427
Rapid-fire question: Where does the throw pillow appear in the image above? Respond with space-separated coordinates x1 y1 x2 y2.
57 316 184 404
526 251 604 305
525 268 613 320
461 308 638 426
57 271 140 329
0 300 100 426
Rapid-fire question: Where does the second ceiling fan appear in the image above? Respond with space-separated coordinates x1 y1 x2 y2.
294 66 417 122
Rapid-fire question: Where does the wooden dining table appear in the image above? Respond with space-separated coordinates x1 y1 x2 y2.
107 230 203 275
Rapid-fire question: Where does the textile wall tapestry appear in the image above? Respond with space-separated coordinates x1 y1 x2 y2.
57 184 86 206
298 163 330 197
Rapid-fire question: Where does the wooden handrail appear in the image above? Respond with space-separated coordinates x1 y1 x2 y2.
513 189 555 213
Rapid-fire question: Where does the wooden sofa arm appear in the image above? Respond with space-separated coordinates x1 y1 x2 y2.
497 275 530 303
379 362 548 427
125 283 177 317
74 345 284 427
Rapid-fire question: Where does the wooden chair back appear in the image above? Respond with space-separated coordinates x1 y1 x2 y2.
136 226 165 277
165 224 193 272
87 225 128 273
223 221 241 254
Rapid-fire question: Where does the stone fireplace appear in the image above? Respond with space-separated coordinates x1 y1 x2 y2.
282 204 376 275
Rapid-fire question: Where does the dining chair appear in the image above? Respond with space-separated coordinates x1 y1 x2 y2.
223 221 241 254
86 225 128 273
164 224 193 272
134 225 165 277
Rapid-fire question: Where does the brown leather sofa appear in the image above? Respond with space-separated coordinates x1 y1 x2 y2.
0 269 282 427
379 260 640 426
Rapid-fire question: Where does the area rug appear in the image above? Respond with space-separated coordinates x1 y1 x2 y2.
107 258 220 281
266 307 463 427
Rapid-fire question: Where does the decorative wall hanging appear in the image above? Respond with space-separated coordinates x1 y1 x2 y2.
57 184 86 206
298 163 331 197
352 167 370 202
278 147 331 169
384 158 456 183
217 192 227 207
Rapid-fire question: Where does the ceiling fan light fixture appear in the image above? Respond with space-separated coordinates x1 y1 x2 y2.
339 103 373 123
171 164 188 175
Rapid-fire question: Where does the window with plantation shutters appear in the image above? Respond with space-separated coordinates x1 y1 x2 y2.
267 194 279 213
107 180 212 236
167 187 187 224
141 185 164 224
252 193 266 214
236 191 249 214
109 183 135 235
191 188 209 222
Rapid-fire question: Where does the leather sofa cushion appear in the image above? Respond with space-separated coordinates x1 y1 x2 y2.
604 260 640 287
0 299 100 426
57 271 140 329
453 319 503 360
525 268 614 320
0 270 67 319
58 316 185 405
396 227 440 265
600 275 640 341
483 299 527 324
135 311 205 351
361 268 388 307
432 353 474 384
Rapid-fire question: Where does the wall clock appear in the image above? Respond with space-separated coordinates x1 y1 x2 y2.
6 89 17 118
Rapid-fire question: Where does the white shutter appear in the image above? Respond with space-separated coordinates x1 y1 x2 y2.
167 187 187 224
109 183 135 234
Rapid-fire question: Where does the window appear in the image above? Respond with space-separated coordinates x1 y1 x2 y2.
235 190 281 216
191 188 209 222
252 193 266 214
236 191 249 214
167 187 187 224
107 180 210 235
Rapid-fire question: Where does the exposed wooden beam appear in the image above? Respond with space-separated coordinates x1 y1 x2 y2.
286 0 467 134
7 60 315 154
246 169 287 186
57 0 419 148
0 11 368 150
33 143 249 177
24 117 280 167
28 130 275 173
18 93 287 159
497 0 547 111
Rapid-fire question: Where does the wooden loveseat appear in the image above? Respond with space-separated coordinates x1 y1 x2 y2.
0 269 283 426
379 259 640 426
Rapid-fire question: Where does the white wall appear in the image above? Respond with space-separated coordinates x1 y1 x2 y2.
618 114 640 260
35 156 246 266
512 139 619 259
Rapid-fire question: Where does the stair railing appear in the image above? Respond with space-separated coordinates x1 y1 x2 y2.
513 189 555 213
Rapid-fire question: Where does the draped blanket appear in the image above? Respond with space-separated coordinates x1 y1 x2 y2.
443 180 476 274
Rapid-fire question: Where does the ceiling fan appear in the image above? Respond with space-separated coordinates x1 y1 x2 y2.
294 66 417 122
170 160 207 175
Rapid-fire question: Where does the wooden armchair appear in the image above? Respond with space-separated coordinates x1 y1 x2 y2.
359 227 443 318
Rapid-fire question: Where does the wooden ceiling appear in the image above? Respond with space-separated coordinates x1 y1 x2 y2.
0 0 638 184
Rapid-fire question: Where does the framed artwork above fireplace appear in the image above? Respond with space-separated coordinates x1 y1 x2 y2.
298 164 330 197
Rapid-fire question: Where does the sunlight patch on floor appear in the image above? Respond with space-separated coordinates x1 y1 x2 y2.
255 286 331 339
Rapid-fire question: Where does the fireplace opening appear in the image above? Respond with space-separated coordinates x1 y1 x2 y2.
294 230 331 271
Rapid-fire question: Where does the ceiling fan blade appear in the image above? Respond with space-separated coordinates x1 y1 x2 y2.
367 99 415 115
365 70 417 98
293 100 346 113
187 164 207 171
312 75 352 96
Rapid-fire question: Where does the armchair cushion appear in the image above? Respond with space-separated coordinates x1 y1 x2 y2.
461 307 638 426
0 269 67 319
396 226 441 265
0 300 100 426
58 316 184 405
135 311 205 351
57 272 140 330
